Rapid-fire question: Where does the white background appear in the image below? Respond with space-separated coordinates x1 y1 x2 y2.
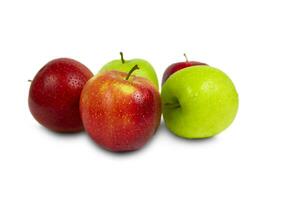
0 0 299 199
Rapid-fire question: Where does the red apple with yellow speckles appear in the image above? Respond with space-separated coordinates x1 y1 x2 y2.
29 58 93 133
80 65 161 152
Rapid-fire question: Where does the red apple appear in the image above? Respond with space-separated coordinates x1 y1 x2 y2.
80 65 161 152
162 54 207 84
28 58 93 133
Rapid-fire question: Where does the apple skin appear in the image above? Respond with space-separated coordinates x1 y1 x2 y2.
28 58 93 133
80 70 161 152
162 66 238 139
162 60 207 84
99 55 159 90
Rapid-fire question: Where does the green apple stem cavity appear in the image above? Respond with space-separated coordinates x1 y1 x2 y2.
164 100 181 109
125 65 140 80
120 52 125 64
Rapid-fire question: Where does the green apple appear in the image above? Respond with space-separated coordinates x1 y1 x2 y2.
99 52 159 89
161 66 238 139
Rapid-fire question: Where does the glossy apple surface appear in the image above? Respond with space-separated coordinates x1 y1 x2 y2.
29 58 93 132
162 55 207 84
99 52 159 89
80 69 161 152
162 66 238 138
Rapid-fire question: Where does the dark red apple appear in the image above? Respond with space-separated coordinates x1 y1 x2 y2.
80 65 161 152
29 58 93 133
162 54 207 84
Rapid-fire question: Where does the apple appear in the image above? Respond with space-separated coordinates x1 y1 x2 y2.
80 65 161 152
161 66 238 139
162 54 207 84
28 58 93 132
99 52 159 89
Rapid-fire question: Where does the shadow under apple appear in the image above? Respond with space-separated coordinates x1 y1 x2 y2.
159 121 218 144
37 124 85 138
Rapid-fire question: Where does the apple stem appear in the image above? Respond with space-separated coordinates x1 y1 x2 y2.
164 102 181 109
164 98 181 109
120 52 125 64
125 65 139 80
184 53 189 63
